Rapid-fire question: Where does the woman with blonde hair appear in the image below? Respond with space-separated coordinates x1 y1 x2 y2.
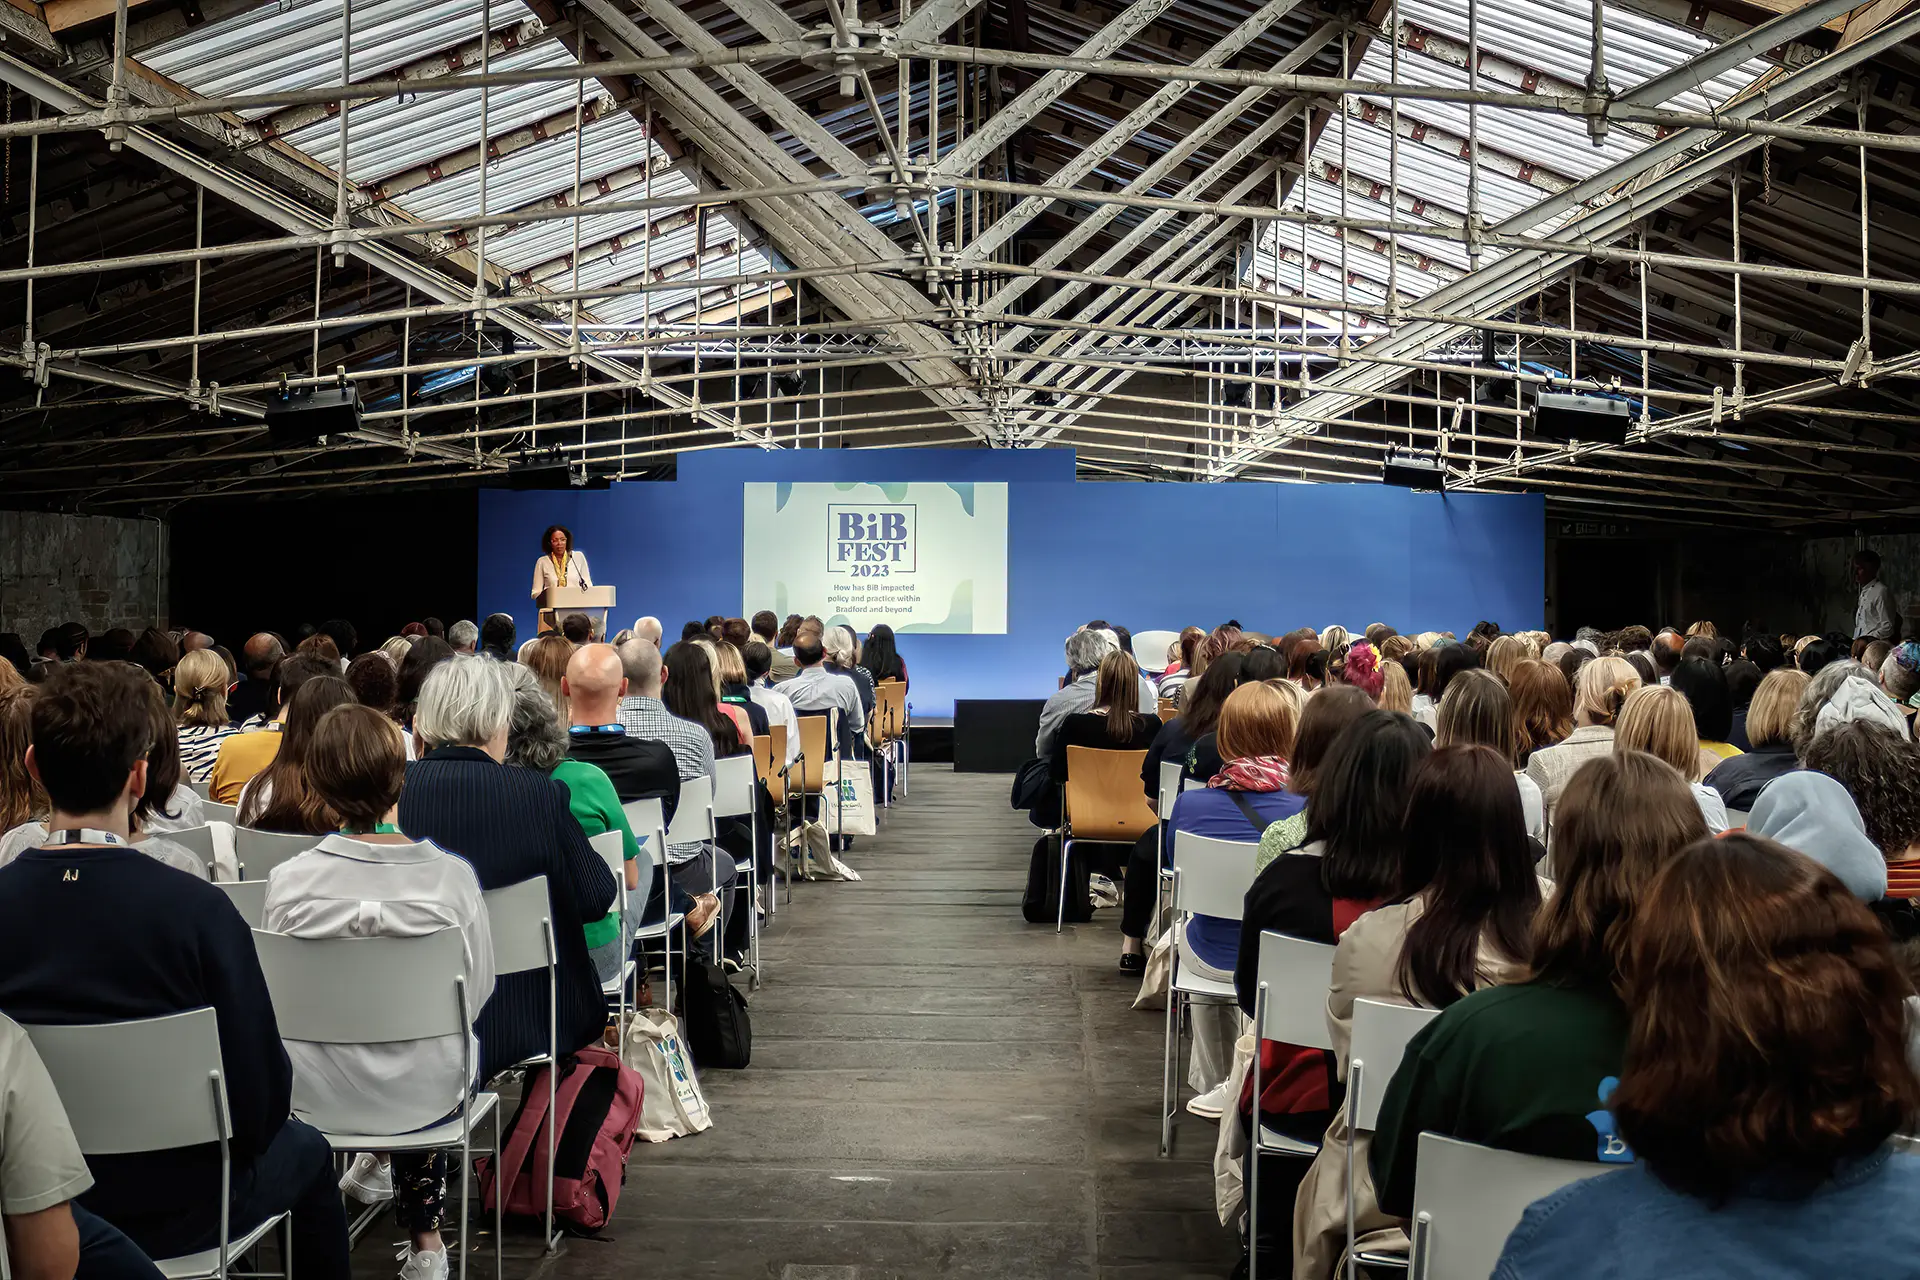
1484 634 1527 683
1614 684 1728 831
1526 655 1641 823
172 646 238 783
1436 669 1546 844
379 635 414 666
1378 661 1414 715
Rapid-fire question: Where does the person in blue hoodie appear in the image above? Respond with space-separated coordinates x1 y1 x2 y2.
1493 831 1920 1279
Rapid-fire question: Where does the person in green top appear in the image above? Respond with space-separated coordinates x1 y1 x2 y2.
1370 750 1708 1217
501 666 650 984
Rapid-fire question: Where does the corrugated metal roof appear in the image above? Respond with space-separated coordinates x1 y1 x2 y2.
1249 0 1768 315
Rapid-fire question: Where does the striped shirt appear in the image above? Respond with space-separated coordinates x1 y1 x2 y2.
1887 858 1920 899
176 724 238 784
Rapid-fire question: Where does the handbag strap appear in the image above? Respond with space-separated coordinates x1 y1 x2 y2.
1222 789 1269 837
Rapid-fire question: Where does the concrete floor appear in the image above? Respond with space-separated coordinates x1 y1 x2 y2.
358 765 1237 1280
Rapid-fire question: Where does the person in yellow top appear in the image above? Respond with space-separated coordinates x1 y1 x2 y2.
207 653 335 803
1669 655 1743 782
531 525 591 632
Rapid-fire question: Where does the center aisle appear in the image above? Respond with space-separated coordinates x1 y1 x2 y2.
607 763 1237 1278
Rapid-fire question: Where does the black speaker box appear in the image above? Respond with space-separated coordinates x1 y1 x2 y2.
265 384 362 447
1534 392 1631 444
1382 447 1445 490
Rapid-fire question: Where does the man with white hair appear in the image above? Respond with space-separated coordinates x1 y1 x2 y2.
631 616 664 647
446 619 478 654
1034 627 1154 756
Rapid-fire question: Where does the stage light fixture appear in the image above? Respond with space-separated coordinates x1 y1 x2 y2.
1381 447 1445 490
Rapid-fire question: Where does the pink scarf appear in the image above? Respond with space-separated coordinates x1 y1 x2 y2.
1210 756 1290 792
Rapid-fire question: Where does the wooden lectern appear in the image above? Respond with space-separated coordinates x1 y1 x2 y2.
538 585 616 638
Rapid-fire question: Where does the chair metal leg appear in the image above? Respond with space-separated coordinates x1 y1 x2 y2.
492 1103 505 1280
458 1111 472 1280
1160 985 1180 1157
1056 835 1072 934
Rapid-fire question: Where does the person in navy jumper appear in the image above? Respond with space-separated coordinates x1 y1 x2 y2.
396 655 617 1082
0 663 348 1278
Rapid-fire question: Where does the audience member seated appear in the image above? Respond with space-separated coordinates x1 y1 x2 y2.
1250 686 1373 873
446 620 478 655
1049 651 1159 787
228 634 285 729
1434 669 1546 845
1233 710 1429 1275
394 637 455 756
238 675 357 834
1613 684 1729 833
345 651 399 716
560 614 594 647
1036 628 1153 757
128 628 177 684
751 611 797 682
1142 652 1243 803
521 634 573 716
708 640 768 737
1292 745 1544 1279
397 656 616 1083
1746 770 1889 904
1370 751 1705 1225
0 662 350 1279
781 639 863 760
1509 658 1572 769
1526 655 1640 824
558 646 726 968
1493 832 1920 1277
479 614 516 663
263 704 495 1280
1668 655 1742 778
742 642 801 766
171 648 237 783
859 623 909 690
1158 682 1305 1117
666 641 751 758
1704 667 1808 812
209 654 336 804
0 1007 165 1280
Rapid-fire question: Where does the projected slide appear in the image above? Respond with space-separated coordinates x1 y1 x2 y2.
742 481 1009 634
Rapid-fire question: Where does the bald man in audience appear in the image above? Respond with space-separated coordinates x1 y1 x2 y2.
182 631 214 654
228 632 285 727
1652 629 1685 684
565 643 735 957
632 616 664 647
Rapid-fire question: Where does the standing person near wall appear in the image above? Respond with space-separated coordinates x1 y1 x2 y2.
1854 548 1900 659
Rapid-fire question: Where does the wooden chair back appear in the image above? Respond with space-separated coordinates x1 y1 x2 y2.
875 682 908 742
1063 746 1155 843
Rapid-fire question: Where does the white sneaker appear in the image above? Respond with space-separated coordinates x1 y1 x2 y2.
1185 1079 1234 1122
397 1247 448 1280
338 1152 393 1204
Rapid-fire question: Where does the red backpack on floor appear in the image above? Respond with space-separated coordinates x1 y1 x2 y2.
479 1045 643 1234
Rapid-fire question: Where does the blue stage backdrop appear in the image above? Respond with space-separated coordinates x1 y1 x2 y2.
479 448 1543 719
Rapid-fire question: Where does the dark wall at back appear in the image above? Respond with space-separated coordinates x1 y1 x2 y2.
171 490 478 649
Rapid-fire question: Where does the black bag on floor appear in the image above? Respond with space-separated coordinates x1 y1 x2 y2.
684 960 752 1069
1022 832 1093 924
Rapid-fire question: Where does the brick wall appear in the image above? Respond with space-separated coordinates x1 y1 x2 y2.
0 511 168 648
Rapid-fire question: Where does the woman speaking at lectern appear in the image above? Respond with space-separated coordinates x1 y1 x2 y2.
532 525 592 632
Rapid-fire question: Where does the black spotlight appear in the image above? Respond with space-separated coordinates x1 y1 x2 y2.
1381 447 1445 491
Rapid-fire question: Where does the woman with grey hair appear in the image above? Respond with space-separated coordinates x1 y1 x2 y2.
399 655 618 1080
502 666 714 982
823 625 877 732
1792 659 1910 758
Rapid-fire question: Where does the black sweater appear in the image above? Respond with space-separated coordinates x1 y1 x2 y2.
0 844 291 1237
400 746 617 1080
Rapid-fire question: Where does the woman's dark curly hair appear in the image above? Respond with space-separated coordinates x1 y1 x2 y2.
1799 719 1920 858
539 524 573 557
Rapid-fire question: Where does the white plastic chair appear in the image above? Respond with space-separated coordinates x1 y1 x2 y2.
621 797 685 1010
213 880 268 928
200 800 239 826
235 829 313 882
589 830 637 1019
1160 831 1261 1157
1407 1133 1595 1280
712 754 762 986
1244 930 1338 1279
1343 999 1443 1277
252 928 502 1280
481 876 561 1252
187 778 212 801
164 825 220 877
25 1008 292 1280
668 774 724 953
